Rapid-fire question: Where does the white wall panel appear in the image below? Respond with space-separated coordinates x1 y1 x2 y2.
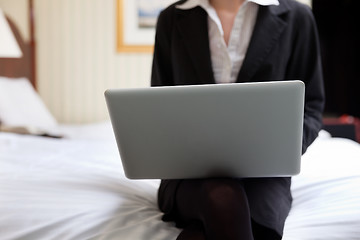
36 0 152 123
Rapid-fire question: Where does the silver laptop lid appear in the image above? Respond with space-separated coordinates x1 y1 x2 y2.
105 80 304 179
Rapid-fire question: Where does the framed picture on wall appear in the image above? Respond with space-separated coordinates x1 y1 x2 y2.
116 0 177 53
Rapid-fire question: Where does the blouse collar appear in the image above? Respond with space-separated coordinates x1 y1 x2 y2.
176 0 279 10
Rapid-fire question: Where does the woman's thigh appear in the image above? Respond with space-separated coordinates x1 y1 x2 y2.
162 178 253 240
158 177 289 239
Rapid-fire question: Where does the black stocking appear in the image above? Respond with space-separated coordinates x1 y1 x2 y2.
175 178 253 240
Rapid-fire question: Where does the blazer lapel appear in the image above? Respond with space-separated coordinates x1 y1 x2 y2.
237 4 290 82
176 7 216 84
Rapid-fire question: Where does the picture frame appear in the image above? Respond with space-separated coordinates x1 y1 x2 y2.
116 0 176 53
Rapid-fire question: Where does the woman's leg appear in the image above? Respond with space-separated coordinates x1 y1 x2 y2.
251 220 282 240
176 222 206 240
175 178 253 240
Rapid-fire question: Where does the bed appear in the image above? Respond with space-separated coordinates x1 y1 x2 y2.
1 8 360 240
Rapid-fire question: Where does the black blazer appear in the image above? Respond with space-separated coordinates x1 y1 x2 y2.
151 0 325 154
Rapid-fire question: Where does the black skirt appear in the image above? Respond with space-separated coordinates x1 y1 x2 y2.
158 177 292 236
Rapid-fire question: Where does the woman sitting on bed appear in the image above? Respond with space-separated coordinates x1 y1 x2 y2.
151 0 325 239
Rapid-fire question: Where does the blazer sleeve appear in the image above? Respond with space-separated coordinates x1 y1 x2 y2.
151 7 175 87
285 3 325 154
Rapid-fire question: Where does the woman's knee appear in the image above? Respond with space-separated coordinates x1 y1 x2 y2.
175 178 251 222
199 179 249 213
197 179 253 240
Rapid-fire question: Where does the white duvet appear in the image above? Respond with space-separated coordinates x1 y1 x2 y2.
0 122 360 240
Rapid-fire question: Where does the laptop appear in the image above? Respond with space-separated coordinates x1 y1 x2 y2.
105 80 304 179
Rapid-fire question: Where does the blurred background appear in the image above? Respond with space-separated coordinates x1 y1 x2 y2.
0 0 358 124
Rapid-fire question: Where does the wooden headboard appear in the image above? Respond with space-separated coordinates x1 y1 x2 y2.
0 0 36 88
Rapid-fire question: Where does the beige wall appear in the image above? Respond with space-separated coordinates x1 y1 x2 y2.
36 0 152 123
1 0 312 124
0 0 29 41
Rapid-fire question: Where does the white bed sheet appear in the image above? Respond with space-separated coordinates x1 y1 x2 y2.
0 123 360 240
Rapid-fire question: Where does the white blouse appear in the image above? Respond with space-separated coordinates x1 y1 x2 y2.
177 0 279 83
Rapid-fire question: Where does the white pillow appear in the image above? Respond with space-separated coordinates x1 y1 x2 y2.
0 77 57 129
